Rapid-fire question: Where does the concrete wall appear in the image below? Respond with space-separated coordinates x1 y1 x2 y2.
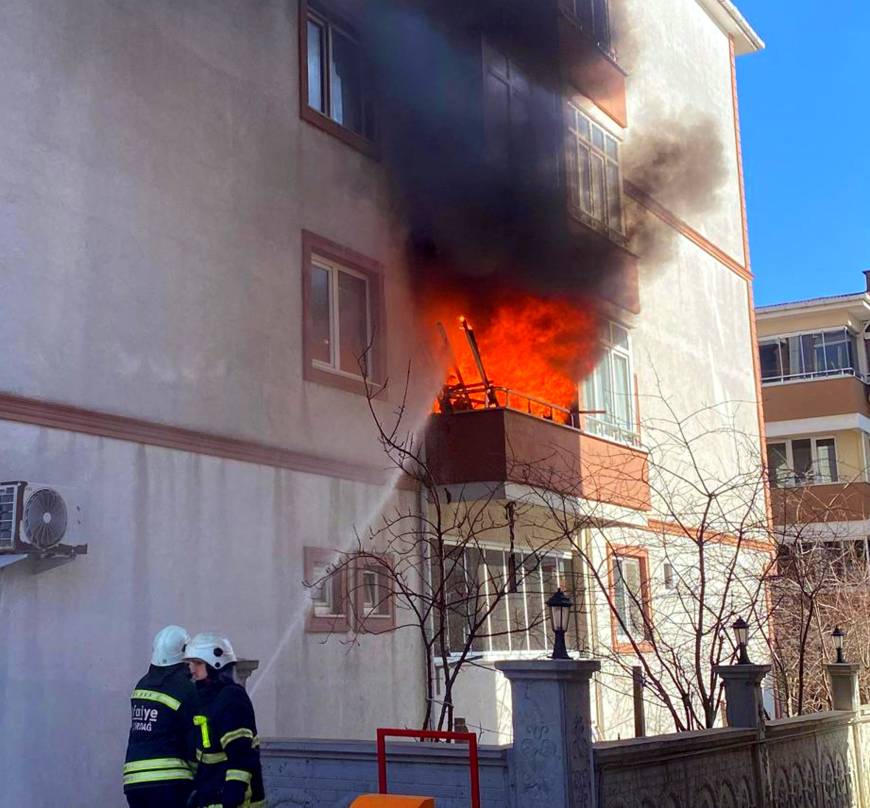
262 739 510 808
0 420 422 807
0 0 421 463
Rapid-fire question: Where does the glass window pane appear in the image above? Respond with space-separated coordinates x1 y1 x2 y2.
338 271 369 375
485 549 510 651
766 442 789 487
615 556 644 640
329 28 364 133
612 354 632 429
591 153 606 224
576 142 593 215
605 161 622 231
311 265 332 365
605 135 618 159
822 329 853 372
592 0 611 48
307 20 326 113
523 555 546 650
591 124 605 150
792 439 813 484
759 341 783 381
575 110 591 142
798 334 817 376
815 439 838 483
611 323 629 351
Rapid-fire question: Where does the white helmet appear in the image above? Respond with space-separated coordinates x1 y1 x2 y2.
151 625 191 667
183 632 237 670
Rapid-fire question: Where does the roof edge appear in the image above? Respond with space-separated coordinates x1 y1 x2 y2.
756 292 870 316
696 0 764 55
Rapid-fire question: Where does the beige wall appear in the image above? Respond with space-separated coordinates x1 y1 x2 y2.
617 0 746 263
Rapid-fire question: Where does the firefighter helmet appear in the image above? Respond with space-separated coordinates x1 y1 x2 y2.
183 632 238 670
151 625 191 667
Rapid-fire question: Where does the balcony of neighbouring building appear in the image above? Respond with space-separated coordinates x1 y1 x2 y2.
425 393 650 512
762 374 870 423
770 481 870 527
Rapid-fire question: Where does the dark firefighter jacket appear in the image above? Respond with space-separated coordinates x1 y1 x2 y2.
123 663 200 792
190 677 265 808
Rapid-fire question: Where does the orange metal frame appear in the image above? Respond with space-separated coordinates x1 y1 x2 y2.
376 728 481 808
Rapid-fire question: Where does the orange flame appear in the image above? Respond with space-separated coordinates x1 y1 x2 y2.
423 288 602 414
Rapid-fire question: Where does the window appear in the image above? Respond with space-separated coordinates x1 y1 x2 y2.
483 44 531 173
583 322 637 445
566 104 623 239
758 328 856 384
301 3 375 151
354 557 395 632
304 547 350 633
443 545 580 654
766 437 838 487
561 0 612 53
663 562 675 590
302 231 384 393
610 548 651 650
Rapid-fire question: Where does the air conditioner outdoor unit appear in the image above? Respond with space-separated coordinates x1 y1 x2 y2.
0 481 86 557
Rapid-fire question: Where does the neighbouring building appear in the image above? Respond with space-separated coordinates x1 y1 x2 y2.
0 1 765 804
757 272 870 560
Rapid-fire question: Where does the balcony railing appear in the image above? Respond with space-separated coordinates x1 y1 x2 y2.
436 383 642 449
761 367 864 386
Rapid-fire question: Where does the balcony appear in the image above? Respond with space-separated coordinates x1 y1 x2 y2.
425 406 650 512
763 374 870 423
771 482 870 526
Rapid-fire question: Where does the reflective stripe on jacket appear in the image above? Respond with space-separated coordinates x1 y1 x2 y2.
124 664 200 793
190 678 265 807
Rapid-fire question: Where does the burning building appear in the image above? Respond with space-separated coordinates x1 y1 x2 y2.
0 0 768 804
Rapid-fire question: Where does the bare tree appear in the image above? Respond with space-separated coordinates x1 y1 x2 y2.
304 365 573 732
525 396 775 732
766 480 870 715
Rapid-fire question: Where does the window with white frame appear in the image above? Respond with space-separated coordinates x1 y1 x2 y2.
359 565 392 619
766 437 838 487
305 7 374 140
758 328 856 384
443 546 579 654
566 104 623 239
311 560 345 618
583 321 637 445
310 255 372 379
612 551 650 645
561 0 612 53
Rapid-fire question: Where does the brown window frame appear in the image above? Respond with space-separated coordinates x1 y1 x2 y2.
304 546 351 634
301 230 386 396
298 0 378 158
607 544 653 654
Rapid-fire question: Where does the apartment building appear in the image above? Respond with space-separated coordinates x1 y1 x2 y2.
0 1 763 803
757 272 870 558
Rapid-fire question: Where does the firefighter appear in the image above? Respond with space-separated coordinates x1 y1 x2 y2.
184 632 266 808
123 625 200 808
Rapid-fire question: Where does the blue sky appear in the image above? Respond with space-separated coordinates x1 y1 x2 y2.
735 1 870 306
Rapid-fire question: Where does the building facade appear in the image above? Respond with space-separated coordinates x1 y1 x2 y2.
757 272 870 558
0 0 764 804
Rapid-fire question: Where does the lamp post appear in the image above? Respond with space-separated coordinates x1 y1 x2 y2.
832 626 846 664
732 617 751 665
547 588 572 660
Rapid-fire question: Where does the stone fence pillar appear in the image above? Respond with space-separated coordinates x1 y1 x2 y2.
714 663 771 729
495 659 600 808
826 663 861 712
